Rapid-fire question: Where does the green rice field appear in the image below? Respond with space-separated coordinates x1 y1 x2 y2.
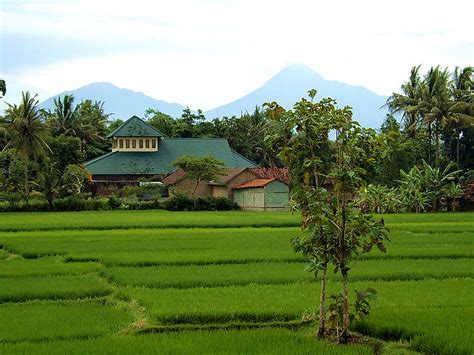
0 211 472 354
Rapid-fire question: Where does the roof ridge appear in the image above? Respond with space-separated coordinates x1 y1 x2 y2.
106 116 165 138
164 137 228 141
231 150 257 166
84 151 117 166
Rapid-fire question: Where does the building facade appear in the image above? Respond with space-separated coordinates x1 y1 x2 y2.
85 116 256 195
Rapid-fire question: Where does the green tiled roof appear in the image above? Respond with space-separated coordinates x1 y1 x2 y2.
85 138 256 175
107 116 165 138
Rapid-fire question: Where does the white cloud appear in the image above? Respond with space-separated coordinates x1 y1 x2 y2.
2 0 473 109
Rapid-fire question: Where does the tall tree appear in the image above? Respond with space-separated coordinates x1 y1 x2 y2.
265 90 333 338
418 66 451 166
50 95 81 136
145 108 176 136
0 79 6 97
49 95 105 159
2 92 50 203
77 100 110 137
266 91 388 342
386 66 422 138
447 67 474 164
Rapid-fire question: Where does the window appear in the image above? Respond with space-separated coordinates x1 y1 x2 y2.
126 139 130 148
139 139 143 148
132 139 136 149
151 139 156 149
119 139 124 148
145 139 150 148
112 140 117 149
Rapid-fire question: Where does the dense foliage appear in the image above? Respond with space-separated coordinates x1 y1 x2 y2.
0 65 472 211
265 90 389 342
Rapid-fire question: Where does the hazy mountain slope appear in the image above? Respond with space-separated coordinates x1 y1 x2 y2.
39 82 185 119
204 64 388 128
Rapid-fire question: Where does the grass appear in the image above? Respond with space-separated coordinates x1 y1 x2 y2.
0 210 300 232
103 262 314 288
0 301 132 343
0 210 472 354
354 306 474 354
121 278 473 325
1 227 472 266
0 227 303 265
0 249 9 260
102 258 474 289
0 328 372 354
0 274 112 303
0 257 102 278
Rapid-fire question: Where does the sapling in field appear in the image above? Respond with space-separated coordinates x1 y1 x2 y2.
265 90 389 343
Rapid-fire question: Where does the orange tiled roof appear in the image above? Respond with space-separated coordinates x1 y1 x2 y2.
162 168 247 185
233 178 276 189
249 167 289 184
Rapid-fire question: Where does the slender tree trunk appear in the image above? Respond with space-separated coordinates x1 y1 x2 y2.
192 180 199 209
317 262 328 339
456 129 461 166
435 121 440 167
408 112 417 138
340 266 350 343
24 160 29 206
47 197 54 211
428 123 432 165
339 193 349 343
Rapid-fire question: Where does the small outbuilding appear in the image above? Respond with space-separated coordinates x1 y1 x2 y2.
233 178 289 211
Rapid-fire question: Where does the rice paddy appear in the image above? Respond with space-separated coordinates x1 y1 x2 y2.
0 210 472 354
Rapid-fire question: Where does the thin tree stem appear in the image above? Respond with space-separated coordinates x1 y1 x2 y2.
317 262 328 339
340 267 350 343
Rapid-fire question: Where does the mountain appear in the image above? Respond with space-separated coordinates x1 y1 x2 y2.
39 65 389 128
204 64 388 128
39 82 185 119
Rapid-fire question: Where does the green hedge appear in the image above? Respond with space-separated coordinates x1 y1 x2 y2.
0 195 238 212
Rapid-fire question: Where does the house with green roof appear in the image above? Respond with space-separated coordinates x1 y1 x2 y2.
85 116 256 195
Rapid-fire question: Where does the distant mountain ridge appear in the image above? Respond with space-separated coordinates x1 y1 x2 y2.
38 82 185 119
39 65 388 128
204 64 388 128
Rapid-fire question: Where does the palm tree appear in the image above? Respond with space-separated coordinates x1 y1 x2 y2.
386 66 422 138
447 67 474 164
50 94 81 136
418 66 451 166
50 95 104 158
77 100 110 137
2 92 50 204
444 100 474 165
452 66 473 101
0 79 6 98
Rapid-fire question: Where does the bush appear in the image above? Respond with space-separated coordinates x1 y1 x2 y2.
195 196 238 211
0 197 110 212
162 194 194 211
0 199 49 212
107 195 122 210
0 194 237 213
162 194 238 211
127 199 163 210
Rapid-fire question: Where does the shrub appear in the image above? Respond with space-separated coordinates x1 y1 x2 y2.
162 194 194 211
196 196 239 211
162 194 238 211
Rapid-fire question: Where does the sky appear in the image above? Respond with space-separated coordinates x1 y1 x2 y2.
1 0 473 111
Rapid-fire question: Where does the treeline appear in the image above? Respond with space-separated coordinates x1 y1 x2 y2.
0 93 111 209
0 65 472 212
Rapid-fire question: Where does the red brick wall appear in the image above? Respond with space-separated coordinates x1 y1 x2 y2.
172 178 213 198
